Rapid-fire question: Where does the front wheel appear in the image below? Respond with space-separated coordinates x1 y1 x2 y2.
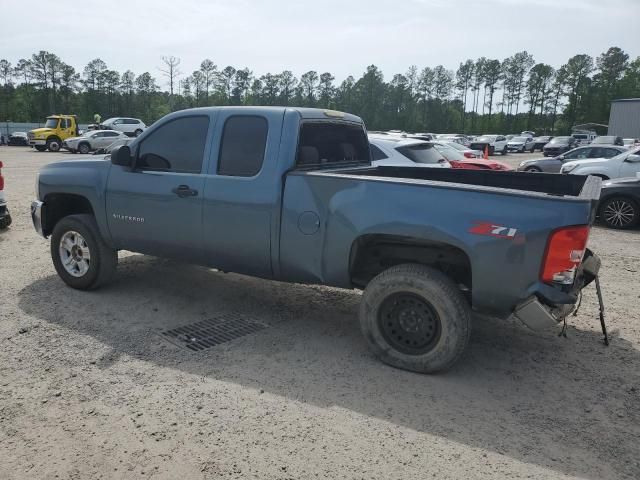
359 264 471 373
78 143 90 154
51 214 118 290
134 129 143 137
502 146 508 155
46 137 61 152
525 166 542 172
599 197 639 230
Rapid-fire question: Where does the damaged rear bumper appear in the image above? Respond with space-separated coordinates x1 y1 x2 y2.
511 249 601 331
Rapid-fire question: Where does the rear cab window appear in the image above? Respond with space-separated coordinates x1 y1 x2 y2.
296 122 371 168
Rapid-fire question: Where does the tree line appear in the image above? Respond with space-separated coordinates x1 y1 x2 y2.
0 47 638 135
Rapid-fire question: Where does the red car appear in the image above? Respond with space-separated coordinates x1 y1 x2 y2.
434 144 512 171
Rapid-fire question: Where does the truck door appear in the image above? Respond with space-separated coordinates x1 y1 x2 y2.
202 109 284 278
105 114 212 263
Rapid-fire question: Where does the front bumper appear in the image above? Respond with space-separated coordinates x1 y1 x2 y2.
510 249 601 331
31 200 45 237
29 139 46 146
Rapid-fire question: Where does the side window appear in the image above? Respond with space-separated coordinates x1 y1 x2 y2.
565 148 587 159
370 144 388 160
105 131 119 137
137 116 209 173
217 116 268 177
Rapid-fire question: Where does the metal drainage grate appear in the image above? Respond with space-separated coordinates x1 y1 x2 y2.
160 313 268 351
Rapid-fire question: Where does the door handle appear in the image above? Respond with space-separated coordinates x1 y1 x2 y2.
172 185 198 198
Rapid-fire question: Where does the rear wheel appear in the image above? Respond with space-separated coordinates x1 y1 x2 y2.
359 264 471 373
51 214 118 290
599 197 639 230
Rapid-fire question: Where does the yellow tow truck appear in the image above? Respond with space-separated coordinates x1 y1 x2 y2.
28 114 80 152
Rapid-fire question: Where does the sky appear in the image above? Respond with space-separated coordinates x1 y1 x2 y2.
2 0 639 86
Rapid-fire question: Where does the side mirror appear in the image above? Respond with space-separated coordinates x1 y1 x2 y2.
625 154 640 163
558 155 565 161
111 145 133 167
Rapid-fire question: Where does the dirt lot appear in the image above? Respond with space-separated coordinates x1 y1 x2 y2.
1 147 639 479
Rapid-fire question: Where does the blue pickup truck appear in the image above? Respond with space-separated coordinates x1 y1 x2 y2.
31 107 602 373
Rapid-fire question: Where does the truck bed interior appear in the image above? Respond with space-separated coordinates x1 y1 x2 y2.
332 166 599 198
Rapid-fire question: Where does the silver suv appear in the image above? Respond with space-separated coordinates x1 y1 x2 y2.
101 117 147 137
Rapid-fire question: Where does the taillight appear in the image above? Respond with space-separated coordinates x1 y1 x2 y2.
0 161 4 191
464 152 475 158
541 225 590 284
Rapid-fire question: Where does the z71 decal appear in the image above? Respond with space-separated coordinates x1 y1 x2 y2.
469 221 518 239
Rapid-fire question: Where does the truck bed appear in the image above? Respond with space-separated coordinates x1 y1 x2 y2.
329 165 601 199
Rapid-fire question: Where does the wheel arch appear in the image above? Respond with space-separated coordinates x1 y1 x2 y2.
41 193 95 237
349 234 472 293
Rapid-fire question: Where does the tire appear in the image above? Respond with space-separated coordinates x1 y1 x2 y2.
35 146 46 152
489 146 495 156
599 197 639 230
359 264 471 374
0 213 12 229
502 146 508 155
50 214 118 290
46 137 61 152
134 129 143 137
524 166 542 172
78 142 91 154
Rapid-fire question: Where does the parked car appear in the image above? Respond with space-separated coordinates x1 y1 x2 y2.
101 117 147 137
543 136 578 156
0 161 12 229
597 177 640 229
521 131 535 137
591 135 624 146
528 136 553 152
469 135 508 156
438 140 482 158
561 146 640 179
63 130 129 154
369 135 451 168
433 143 512 170
30 106 602 373
518 145 627 173
93 137 134 155
8 132 29 146
437 134 470 146
623 138 640 147
506 136 535 153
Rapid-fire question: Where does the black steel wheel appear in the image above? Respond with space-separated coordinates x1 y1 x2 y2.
378 293 441 355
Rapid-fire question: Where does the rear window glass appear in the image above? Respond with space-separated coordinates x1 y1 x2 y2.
397 144 446 164
296 122 370 167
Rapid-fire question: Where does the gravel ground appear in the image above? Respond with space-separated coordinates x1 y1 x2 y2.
1 147 639 479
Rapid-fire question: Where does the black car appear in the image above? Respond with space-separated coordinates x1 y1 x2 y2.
8 131 29 146
529 136 553 152
543 136 577 157
598 177 640 229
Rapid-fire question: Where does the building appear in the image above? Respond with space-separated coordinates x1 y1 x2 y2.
608 98 640 138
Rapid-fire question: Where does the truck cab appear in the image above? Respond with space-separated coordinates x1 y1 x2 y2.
29 115 79 152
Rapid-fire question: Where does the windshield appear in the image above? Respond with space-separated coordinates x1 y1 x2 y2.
397 143 447 164
44 118 59 129
573 134 588 139
550 136 571 144
592 136 614 144
511 136 527 142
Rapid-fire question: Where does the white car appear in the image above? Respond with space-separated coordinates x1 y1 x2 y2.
469 135 509 156
101 117 146 137
63 130 129 154
369 134 451 168
507 136 535 153
561 147 640 179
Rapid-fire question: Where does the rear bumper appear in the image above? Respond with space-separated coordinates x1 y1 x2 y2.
31 200 45 237
510 249 601 331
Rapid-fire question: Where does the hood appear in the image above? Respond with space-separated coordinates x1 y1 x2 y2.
41 157 109 172
563 158 608 168
64 136 84 142
508 141 524 145
30 128 54 136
